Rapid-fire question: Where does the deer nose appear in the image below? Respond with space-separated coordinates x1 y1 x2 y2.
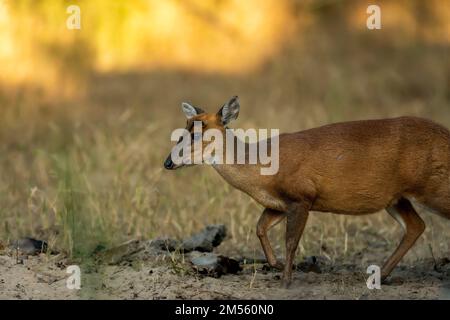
164 157 174 170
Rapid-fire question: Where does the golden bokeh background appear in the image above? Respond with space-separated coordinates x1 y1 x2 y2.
0 0 297 95
1 0 447 96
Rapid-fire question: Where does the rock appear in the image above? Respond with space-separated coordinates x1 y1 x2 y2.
95 225 227 265
10 238 48 255
182 224 227 252
190 252 241 277
146 224 227 254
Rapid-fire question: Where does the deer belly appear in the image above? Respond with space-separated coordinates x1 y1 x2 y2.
244 188 288 212
312 192 394 214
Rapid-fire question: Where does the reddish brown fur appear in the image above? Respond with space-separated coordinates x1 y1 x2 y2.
276 117 450 215
166 109 450 287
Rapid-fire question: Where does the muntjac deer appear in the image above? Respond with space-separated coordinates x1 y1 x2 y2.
164 96 450 287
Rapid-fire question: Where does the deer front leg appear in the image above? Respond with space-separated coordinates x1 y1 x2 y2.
282 203 309 288
256 208 286 270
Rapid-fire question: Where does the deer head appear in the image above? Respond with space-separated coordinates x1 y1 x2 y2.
164 96 240 170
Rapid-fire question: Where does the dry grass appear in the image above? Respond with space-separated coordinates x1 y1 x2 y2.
0 1 449 268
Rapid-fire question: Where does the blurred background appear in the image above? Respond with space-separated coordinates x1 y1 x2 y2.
0 0 449 262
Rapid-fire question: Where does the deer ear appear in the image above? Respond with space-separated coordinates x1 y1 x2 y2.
217 96 240 125
182 102 204 119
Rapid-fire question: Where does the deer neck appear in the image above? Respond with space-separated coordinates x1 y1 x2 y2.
211 133 261 193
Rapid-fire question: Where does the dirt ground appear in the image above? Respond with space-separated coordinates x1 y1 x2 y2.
1 240 449 300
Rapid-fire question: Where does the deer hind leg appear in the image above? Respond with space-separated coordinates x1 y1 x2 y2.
282 203 309 288
256 208 286 270
419 184 450 220
382 198 425 281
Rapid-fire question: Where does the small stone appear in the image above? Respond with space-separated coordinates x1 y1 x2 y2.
10 238 48 255
182 224 227 252
191 252 241 277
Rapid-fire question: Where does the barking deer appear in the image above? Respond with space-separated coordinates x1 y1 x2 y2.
164 96 450 287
